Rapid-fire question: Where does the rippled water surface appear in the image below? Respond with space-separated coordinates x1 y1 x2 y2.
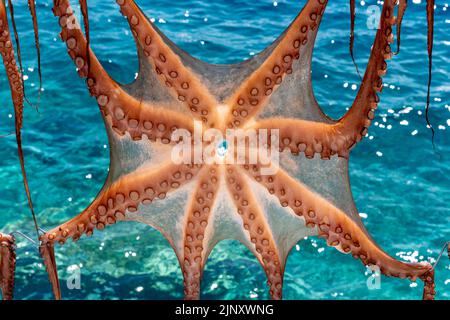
0 0 448 300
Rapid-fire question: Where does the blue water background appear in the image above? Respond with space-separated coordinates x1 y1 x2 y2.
0 0 448 300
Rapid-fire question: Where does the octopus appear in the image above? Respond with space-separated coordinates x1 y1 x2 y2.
0 0 447 300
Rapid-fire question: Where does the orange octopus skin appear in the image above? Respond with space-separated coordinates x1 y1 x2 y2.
27 0 42 93
35 0 437 301
0 233 16 300
40 242 61 300
0 0 38 234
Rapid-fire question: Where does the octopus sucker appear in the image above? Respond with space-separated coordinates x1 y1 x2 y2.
0 0 444 301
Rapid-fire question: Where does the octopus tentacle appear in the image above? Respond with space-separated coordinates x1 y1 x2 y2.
53 0 107 81
241 163 434 296
337 0 397 145
393 0 407 55
6 0 22 78
425 0 435 145
39 242 61 300
225 165 283 300
40 162 203 245
53 0 193 143
421 269 435 300
251 119 351 159
349 0 361 78
6 0 31 108
420 240 450 300
182 165 219 300
103 102 195 144
39 158 202 301
0 0 39 237
78 0 90 76
224 0 328 129
4 0 27 109
0 234 16 300
28 0 42 97
116 0 219 126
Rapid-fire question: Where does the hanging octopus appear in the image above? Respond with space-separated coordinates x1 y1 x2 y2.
0 0 447 300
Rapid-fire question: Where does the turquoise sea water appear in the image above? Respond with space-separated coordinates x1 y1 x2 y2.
0 0 448 300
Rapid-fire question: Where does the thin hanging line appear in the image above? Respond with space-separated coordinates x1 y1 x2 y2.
10 230 37 245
